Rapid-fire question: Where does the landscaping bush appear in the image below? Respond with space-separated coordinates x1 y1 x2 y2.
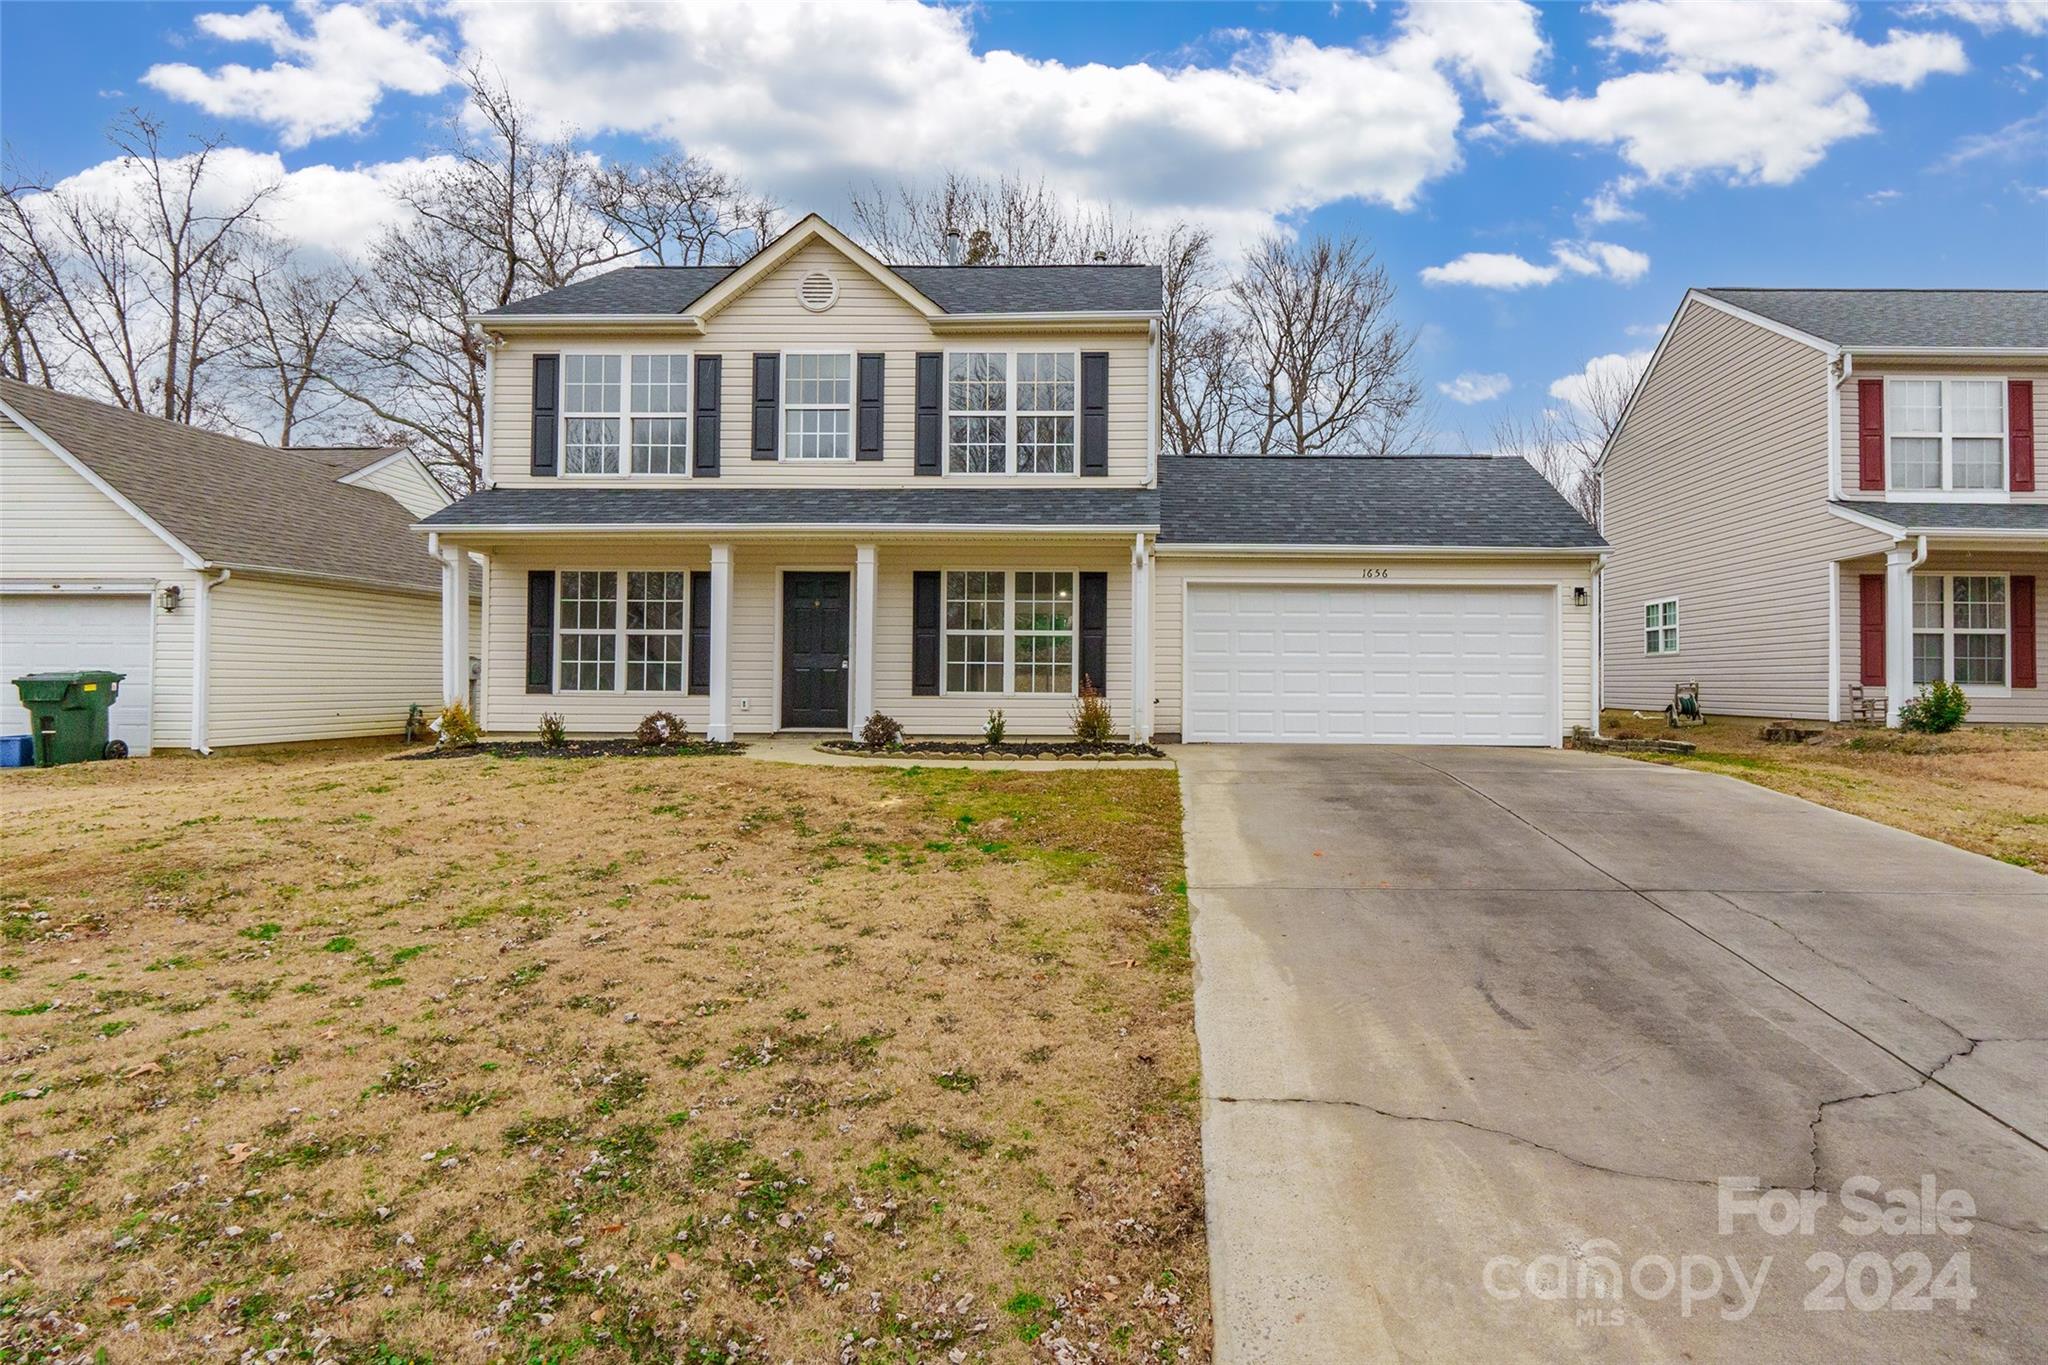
1070 678 1115 747
431 699 481 749
983 708 1007 746
538 711 568 748
1899 680 1970 734
859 711 903 752
635 711 689 746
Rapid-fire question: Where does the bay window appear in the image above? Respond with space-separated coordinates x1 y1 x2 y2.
1887 378 2006 492
561 351 691 476
558 569 692 693
1912 574 2008 688
945 349 1079 474
944 570 1077 694
783 352 853 460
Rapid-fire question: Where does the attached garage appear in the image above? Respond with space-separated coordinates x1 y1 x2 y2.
0 593 156 754
1182 582 1558 744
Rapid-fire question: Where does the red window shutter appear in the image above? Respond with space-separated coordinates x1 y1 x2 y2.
1859 575 1887 687
2014 576 2037 690
2010 380 2034 492
1856 379 1885 490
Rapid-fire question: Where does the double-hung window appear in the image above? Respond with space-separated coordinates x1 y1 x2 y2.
946 350 1079 474
1644 599 1679 655
562 352 691 475
558 570 691 693
783 352 853 460
944 570 1077 695
1887 378 2007 492
1912 574 2008 688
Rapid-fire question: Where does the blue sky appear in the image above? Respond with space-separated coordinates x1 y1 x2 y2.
2 1 2044 445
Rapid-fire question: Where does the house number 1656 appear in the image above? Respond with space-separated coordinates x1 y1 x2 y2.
1361 568 1389 579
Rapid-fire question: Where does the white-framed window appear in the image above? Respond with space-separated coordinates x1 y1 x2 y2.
944 349 1081 475
1912 574 2008 688
1887 377 2007 493
624 571 689 692
557 569 691 693
558 571 618 691
782 351 853 460
561 350 692 476
943 569 1078 695
1644 599 1679 655
629 355 690 474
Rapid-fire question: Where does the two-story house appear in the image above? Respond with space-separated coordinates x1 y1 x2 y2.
1601 289 2045 728
419 214 1605 746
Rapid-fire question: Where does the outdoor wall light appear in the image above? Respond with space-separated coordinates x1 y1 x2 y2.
159 584 181 613
1573 587 1588 606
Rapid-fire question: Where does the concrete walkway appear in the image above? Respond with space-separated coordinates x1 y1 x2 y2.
741 733 1174 771
1181 744 2048 1363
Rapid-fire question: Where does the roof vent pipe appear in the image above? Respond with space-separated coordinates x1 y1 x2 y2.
1093 251 1108 263
942 228 964 266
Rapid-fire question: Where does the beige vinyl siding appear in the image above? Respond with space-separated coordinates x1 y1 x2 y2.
204 574 445 745
478 535 1131 738
1150 553 1597 739
1 415 200 749
1600 299 1889 720
487 241 1152 489
348 455 452 518
1839 549 2048 724
1837 360 2047 503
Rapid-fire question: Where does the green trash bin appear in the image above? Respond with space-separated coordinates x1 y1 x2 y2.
12 671 127 767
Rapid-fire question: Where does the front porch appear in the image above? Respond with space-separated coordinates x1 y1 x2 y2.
433 532 1153 743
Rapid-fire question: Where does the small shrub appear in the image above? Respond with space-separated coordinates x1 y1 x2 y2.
431 700 481 749
537 711 568 748
859 712 903 752
1898 679 1970 733
1070 678 1114 747
635 711 688 747
983 708 1007 746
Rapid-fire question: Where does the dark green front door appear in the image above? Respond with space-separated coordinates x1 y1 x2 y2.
782 572 850 729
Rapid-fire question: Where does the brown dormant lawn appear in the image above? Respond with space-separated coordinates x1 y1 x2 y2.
1 743 1205 1363
1599 710 2048 871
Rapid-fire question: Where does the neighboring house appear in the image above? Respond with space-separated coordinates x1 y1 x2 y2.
1601 289 2045 727
0 377 477 753
418 213 1604 746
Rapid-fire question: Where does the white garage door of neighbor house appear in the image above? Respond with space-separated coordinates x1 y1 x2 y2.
0 594 155 755
1184 583 1557 745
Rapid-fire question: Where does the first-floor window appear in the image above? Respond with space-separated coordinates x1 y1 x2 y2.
559 571 617 691
625 571 688 691
944 570 1077 695
1644 599 1679 654
1913 574 2007 687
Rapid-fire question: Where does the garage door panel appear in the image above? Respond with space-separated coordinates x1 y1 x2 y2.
1184 583 1556 746
0 594 154 754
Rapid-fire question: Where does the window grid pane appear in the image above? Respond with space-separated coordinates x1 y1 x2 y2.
631 417 688 474
1953 633 2005 686
559 571 617 692
1912 633 1944 687
1948 380 2002 436
944 570 1006 692
947 353 1007 473
1891 437 1940 491
1952 438 2003 490
1952 577 2005 631
630 354 689 415
1887 380 1940 433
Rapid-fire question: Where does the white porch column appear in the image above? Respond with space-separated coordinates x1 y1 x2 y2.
1826 560 1841 723
442 545 470 709
1883 539 1923 729
851 543 877 734
708 544 734 741
1129 534 1152 743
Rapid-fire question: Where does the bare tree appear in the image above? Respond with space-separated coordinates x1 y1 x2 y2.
584 153 777 265
221 237 356 445
847 172 1149 267
1491 354 1646 525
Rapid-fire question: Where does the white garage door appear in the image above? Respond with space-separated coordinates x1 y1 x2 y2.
1185 583 1556 745
0 594 155 754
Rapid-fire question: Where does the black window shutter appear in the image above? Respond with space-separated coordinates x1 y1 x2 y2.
531 354 559 477
856 353 885 461
1080 351 1109 477
693 355 721 477
526 570 556 694
912 570 941 695
751 353 780 460
1079 571 1108 693
688 571 712 695
914 352 942 476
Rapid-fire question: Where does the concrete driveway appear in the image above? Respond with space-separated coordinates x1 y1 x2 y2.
1179 745 2048 1363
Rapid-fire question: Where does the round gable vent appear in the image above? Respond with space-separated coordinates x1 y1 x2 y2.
797 269 839 312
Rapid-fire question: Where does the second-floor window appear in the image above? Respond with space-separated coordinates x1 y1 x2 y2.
563 352 691 475
1888 378 2006 492
783 352 852 460
946 350 1079 475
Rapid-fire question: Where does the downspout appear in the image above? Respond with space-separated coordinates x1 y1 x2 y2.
1827 349 1851 501
1146 318 1160 487
1590 554 1607 737
191 567 231 754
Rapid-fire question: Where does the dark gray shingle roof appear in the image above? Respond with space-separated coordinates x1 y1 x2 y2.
1698 289 2048 349
485 263 1161 318
1159 453 1605 549
1 378 444 594
418 486 1159 530
1833 500 2048 534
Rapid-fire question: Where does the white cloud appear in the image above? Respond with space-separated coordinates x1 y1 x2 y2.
1423 238 1649 289
1549 348 1653 418
1938 109 2048 168
1439 371 1513 404
143 2 454 148
1865 187 1904 204
1911 0 2048 34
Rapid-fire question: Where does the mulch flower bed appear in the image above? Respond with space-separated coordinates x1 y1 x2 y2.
401 739 745 761
819 739 1164 760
